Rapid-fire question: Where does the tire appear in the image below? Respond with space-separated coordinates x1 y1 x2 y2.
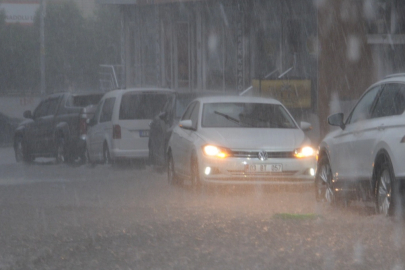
56 136 69 164
103 143 112 165
315 156 335 204
14 136 33 163
375 159 396 216
14 137 24 163
167 152 179 185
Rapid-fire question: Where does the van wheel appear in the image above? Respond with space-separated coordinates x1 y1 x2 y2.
103 143 112 165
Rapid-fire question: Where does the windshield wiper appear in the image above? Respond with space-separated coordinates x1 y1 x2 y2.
214 111 251 127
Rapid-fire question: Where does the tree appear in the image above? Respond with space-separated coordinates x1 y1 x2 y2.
0 1 121 94
41 1 121 92
0 10 39 94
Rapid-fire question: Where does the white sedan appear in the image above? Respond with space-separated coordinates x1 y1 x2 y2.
166 95 316 187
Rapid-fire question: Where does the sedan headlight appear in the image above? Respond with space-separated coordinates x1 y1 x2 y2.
202 145 230 158
294 146 315 158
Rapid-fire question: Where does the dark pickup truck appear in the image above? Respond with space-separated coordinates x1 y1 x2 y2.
14 92 103 163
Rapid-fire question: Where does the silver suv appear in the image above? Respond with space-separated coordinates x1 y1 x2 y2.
316 74 405 216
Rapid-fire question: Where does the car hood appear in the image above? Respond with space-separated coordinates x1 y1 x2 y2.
196 128 309 151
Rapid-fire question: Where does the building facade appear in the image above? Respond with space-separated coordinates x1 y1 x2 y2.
99 0 405 139
99 0 318 127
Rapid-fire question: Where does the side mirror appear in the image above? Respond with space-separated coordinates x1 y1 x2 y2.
23 110 33 119
179 119 194 130
300 121 312 131
328 113 345 130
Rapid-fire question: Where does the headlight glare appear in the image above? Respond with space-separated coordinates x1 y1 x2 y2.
294 146 315 158
203 145 229 158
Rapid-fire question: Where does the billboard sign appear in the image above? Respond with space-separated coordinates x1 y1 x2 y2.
0 2 40 25
253 79 312 109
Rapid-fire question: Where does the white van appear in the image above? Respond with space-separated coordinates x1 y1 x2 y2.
86 88 174 163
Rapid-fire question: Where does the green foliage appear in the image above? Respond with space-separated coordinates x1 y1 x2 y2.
0 1 121 94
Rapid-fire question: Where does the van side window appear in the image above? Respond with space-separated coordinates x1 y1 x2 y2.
93 100 104 124
100 97 116 123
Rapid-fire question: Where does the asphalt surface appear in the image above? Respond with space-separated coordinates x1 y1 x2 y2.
0 147 405 270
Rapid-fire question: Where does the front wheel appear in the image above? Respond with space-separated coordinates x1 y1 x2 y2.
375 160 395 216
315 156 335 204
167 153 180 185
14 137 33 163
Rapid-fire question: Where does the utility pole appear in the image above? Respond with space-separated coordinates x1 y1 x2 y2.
40 0 46 95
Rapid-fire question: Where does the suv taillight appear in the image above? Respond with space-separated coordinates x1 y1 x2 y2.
79 117 87 135
113 124 121 139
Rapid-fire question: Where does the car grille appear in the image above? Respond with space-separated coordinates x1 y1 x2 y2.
231 151 295 159
227 170 298 176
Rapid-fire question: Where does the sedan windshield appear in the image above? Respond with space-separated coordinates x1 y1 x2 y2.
201 102 297 128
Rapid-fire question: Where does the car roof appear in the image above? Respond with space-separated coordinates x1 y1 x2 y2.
103 87 174 97
116 87 173 93
69 91 105 96
373 74 405 86
42 91 104 98
192 95 283 105
174 90 227 99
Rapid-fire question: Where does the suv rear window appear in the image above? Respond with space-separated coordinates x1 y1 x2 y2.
119 92 170 120
66 94 104 107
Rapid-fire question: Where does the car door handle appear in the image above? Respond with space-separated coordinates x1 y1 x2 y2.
378 125 385 131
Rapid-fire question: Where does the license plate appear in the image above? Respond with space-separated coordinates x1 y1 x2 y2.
245 164 282 173
139 130 149 137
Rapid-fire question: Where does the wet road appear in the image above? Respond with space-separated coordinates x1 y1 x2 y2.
0 147 404 270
